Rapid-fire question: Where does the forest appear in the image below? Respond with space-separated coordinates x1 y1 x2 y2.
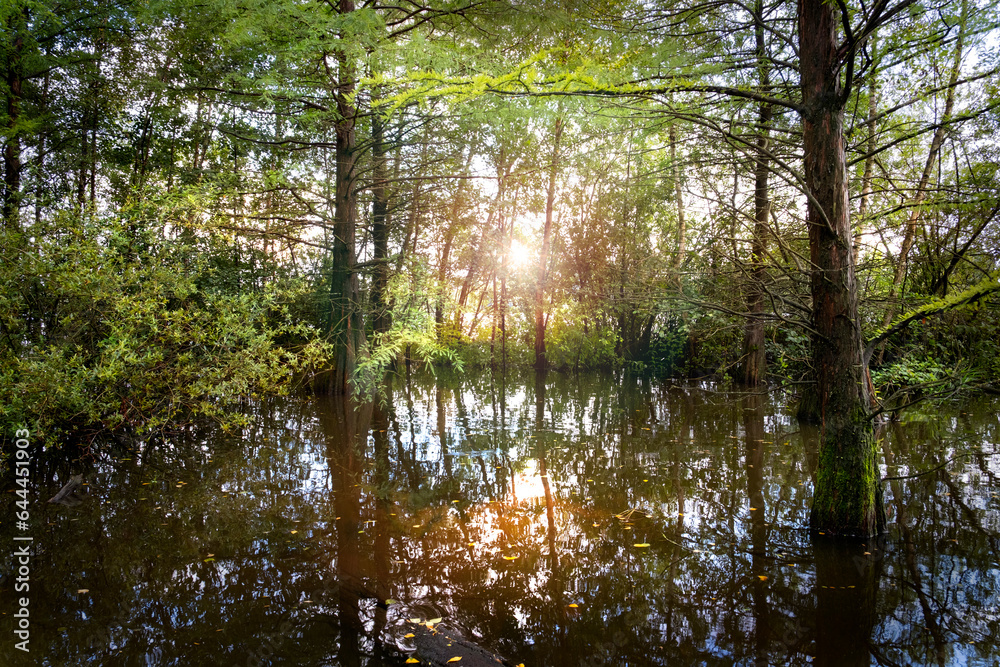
2 0 1000 663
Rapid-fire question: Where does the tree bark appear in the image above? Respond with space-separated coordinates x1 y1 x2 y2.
740 1 772 387
534 115 562 370
799 0 884 537
669 122 686 278
854 38 878 266
326 0 366 394
3 4 25 229
371 110 391 335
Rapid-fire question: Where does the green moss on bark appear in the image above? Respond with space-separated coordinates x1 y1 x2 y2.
809 408 886 537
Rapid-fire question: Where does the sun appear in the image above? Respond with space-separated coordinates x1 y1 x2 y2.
508 240 534 271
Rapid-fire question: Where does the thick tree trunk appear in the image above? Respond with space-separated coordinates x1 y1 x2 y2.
799 0 884 537
327 0 365 394
534 116 562 370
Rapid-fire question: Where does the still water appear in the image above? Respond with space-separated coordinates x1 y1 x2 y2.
3 371 999 666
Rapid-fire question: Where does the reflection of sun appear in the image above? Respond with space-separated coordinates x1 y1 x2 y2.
508 240 533 271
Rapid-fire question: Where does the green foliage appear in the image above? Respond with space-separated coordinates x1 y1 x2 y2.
546 310 620 370
871 357 952 395
0 211 329 450
352 271 461 399
645 317 688 376
867 270 1000 348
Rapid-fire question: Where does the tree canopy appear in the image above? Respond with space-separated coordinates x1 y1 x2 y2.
3 0 999 478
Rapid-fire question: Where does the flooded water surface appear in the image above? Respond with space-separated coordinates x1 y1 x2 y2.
3 371 999 666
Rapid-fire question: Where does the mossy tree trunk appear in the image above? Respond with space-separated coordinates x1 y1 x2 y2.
799 0 885 537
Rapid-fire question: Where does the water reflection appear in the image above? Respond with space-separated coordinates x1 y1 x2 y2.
2 372 999 666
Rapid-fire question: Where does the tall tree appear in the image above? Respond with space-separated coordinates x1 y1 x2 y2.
739 0 774 387
798 0 900 537
326 0 366 394
534 113 563 369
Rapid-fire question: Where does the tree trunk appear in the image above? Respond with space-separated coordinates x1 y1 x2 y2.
854 38 878 266
436 149 472 339
799 0 884 537
669 122 686 278
435 225 455 335
371 111 391 335
327 0 365 395
534 116 562 370
3 4 25 229
455 210 491 334
740 3 772 387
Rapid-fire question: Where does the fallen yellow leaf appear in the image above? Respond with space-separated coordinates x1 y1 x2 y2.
758 575 768 581
633 543 651 548
448 658 461 663
405 633 415 638
406 659 419 664
568 603 579 608
503 555 519 560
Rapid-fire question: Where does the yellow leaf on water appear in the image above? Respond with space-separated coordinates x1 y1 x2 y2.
428 617 443 625
758 575 768 581
634 543 651 548
568 603 579 608
447 658 461 663
404 633 415 638
77 589 89 594
290 530 298 534
503 555 519 560
406 659 419 664
408 618 422 623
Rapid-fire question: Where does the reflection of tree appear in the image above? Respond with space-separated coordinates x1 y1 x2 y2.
743 391 770 665
319 395 372 667
9 378 1000 665
813 536 881 667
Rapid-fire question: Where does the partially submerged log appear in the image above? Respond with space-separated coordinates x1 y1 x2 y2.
409 622 516 667
48 474 86 506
